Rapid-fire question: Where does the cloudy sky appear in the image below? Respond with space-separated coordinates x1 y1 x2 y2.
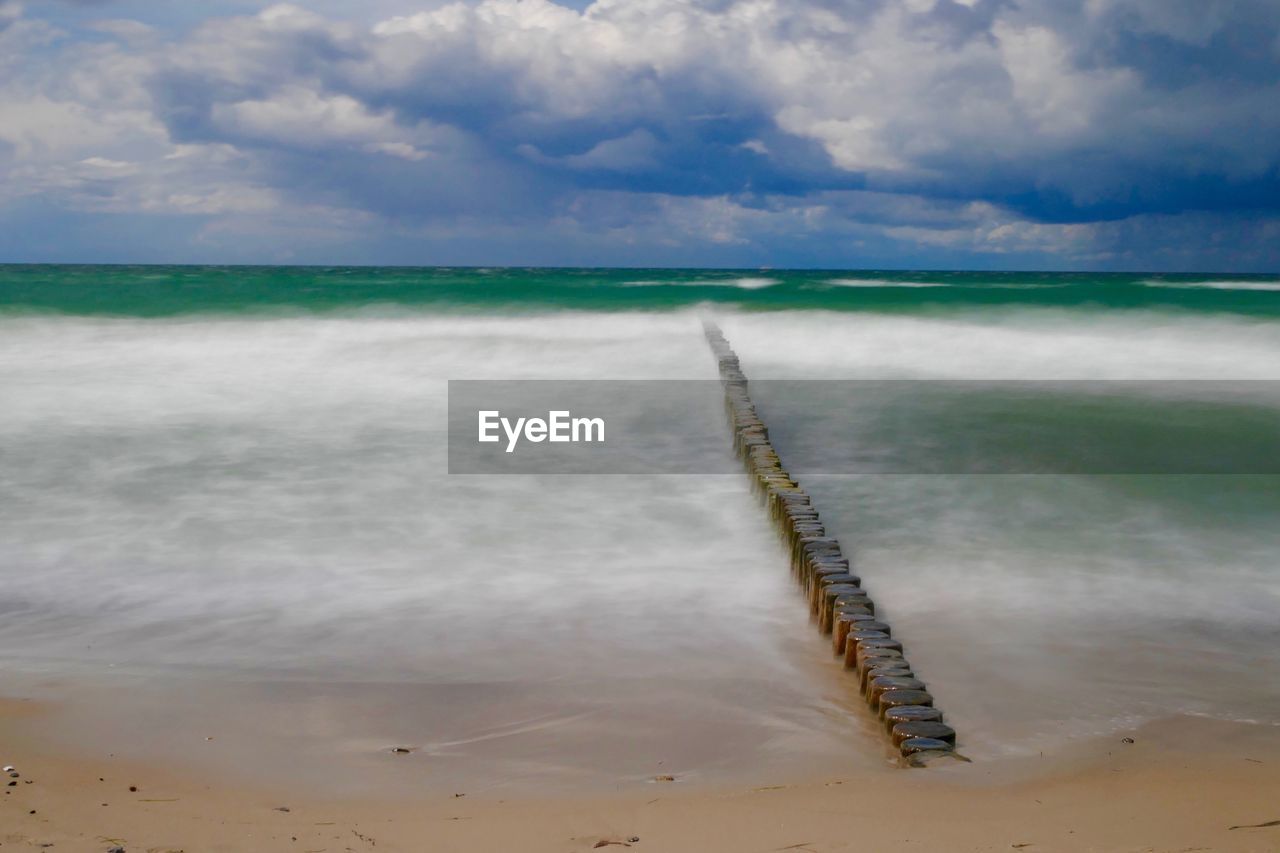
1 0 1277 269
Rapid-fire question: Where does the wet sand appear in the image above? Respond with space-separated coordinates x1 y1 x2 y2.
4 697 1280 852
0 659 886 800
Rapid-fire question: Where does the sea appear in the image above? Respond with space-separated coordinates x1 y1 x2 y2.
1 265 1277 792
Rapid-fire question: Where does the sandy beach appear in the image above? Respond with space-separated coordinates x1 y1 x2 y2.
4 695 1280 852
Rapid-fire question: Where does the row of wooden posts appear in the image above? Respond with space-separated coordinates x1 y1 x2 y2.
703 320 958 763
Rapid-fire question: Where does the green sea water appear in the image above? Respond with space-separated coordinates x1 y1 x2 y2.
1 264 1278 316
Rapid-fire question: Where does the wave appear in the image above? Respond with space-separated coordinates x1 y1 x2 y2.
718 276 780 289
5 266 1280 318
1141 279 1280 292
825 278 948 288
713 306 1280 379
4 304 1279 767
823 278 1068 290
620 276 781 289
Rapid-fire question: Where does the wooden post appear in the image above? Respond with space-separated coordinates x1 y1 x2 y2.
703 319 955 765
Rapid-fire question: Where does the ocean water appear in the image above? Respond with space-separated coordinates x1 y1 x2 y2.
1 265 1278 789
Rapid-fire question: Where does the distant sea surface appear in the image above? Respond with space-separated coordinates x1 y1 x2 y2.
1 265 1277 791
3 264 1280 315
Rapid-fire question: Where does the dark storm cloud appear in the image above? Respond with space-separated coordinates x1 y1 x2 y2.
1 0 1278 266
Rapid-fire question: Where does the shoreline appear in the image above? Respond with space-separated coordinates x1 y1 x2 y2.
4 695 1280 851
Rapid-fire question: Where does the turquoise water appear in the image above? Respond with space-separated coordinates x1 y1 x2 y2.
2 264 1279 316
0 265 1277 788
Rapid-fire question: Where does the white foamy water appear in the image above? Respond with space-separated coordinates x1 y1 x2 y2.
1141 279 1280 292
825 278 948 288
717 309 1280 380
0 312 791 682
718 309 1280 756
620 276 780 289
2 304 1278 788
0 309 883 791
724 276 781 289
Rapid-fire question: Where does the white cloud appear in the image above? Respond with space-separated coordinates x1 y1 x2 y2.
0 0 1276 266
364 141 429 161
210 87 414 150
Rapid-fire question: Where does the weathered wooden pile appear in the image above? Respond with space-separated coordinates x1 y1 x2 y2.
703 320 957 762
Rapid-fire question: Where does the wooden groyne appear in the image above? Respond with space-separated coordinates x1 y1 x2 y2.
703 320 957 764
